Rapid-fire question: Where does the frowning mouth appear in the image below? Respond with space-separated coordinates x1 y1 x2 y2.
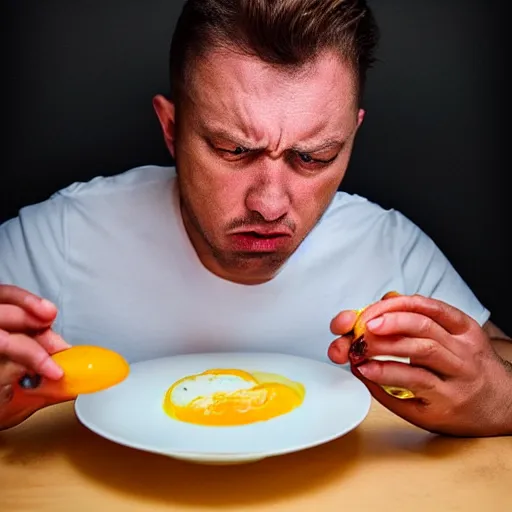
239 231 289 238
229 231 291 252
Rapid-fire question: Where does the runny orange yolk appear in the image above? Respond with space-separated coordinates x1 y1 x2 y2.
50 345 130 396
163 368 305 427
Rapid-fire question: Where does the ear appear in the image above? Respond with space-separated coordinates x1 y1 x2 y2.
153 95 176 158
356 108 365 129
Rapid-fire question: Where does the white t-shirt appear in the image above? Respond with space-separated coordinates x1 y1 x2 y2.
0 165 490 364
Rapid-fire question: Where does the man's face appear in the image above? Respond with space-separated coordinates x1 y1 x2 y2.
154 49 364 285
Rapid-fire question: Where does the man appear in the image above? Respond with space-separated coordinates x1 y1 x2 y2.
0 0 510 435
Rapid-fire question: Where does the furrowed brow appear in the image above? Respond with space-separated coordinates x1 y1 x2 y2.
200 123 264 150
292 138 346 154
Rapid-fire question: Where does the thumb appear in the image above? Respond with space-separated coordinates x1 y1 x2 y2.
328 335 352 364
330 309 358 336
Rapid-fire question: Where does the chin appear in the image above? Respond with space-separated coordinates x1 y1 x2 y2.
216 251 290 283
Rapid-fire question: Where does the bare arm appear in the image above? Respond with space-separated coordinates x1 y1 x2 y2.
484 320 512 364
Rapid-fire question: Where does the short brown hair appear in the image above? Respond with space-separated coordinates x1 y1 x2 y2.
169 0 379 105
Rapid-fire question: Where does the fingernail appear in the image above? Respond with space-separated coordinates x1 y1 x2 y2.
40 299 57 311
358 365 370 377
48 331 71 349
39 358 64 379
367 317 384 330
24 296 56 312
24 295 42 306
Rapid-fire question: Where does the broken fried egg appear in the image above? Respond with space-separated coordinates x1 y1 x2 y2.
163 368 305 426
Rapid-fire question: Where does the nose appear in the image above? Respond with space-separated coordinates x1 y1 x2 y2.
245 168 291 222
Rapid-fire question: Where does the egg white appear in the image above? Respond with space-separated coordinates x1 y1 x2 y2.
169 373 256 407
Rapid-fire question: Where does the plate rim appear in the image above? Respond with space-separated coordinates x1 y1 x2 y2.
74 351 371 460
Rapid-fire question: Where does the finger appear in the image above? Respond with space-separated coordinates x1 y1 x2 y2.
0 359 27 386
0 285 57 321
0 304 55 332
362 333 463 377
34 329 71 354
365 311 460 355
330 310 358 336
359 294 472 336
355 359 441 397
0 332 64 380
330 292 401 338
327 336 352 364
350 372 430 429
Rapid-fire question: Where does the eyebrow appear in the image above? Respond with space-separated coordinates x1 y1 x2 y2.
203 127 263 150
201 124 346 154
291 139 346 154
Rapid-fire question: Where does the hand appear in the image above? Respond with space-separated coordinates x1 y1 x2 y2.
328 293 512 437
0 284 71 430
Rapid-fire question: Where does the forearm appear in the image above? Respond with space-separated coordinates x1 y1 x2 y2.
491 335 512 436
483 320 512 363
492 338 512 364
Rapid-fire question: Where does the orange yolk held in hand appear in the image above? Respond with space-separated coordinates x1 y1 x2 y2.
49 345 130 396
163 368 305 426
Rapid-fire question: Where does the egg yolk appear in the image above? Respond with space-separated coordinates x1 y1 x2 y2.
49 345 130 396
163 368 305 426
353 307 368 339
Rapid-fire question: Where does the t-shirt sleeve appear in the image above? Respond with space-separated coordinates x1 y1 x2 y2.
390 210 490 326
0 192 68 320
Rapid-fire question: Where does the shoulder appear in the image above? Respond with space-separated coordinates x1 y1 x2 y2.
322 191 401 224
319 190 421 247
1 164 178 257
51 165 176 201
32 164 179 228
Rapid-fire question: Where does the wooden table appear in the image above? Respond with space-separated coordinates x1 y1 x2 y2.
1 400 510 512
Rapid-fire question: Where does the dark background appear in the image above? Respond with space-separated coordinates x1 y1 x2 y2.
3 1 509 332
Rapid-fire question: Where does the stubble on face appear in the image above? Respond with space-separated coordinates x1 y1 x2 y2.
172 48 363 284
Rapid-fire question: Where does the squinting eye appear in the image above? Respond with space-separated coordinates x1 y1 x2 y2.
216 145 251 161
295 151 338 167
298 152 313 163
219 146 249 156
230 147 248 155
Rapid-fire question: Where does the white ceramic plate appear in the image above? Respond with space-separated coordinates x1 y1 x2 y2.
75 352 371 464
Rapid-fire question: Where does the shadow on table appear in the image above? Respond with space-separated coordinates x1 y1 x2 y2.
0 406 362 507
0 404 475 508
68 426 362 507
